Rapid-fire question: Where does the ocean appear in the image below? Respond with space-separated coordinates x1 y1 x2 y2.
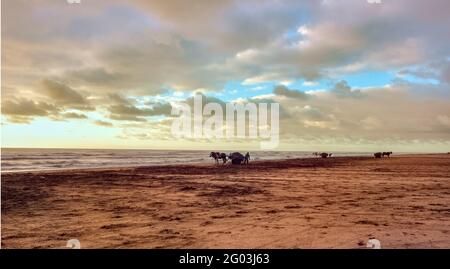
1 148 374 173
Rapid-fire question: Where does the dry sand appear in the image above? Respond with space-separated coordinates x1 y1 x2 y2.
2 154 450 248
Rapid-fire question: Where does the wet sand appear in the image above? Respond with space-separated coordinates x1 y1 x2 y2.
2 154 450 248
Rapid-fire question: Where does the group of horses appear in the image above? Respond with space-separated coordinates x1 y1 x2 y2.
209 152 250 165
210 151 393 165
374 151 393 158
312 152 333 158
312 151 393 159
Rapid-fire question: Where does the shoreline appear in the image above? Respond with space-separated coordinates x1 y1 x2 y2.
1 152 442 175
2 154 450 248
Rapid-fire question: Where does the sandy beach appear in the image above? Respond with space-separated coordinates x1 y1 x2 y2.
2 154 450 249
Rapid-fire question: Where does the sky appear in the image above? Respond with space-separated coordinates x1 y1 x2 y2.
1 0 450 152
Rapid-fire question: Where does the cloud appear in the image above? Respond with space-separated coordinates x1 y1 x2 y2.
273 85 310 100
146 102 173 116
2 0 450 150
61 112 88 119
4 0 450 95
107 102 172 122
297 105 328 121
93 120 114 127
2 99 58 123
437 115 450 128
433 60 450 84
107 93 135 106
65 67 125 88
109 114 148 122
273 81 450 142
361 117 382 130
330 81 364 98
397 59 450 86
443 65 450 84
184 93 227 108
2 99 55 117
1 97 91 123
40 79 93 110
130 0 310 52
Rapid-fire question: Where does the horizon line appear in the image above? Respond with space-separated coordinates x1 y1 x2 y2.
0 146 445 154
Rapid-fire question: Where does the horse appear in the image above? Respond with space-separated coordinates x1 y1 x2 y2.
374 152 382 158
210 152 220 164
209 152 227 165
219 153 227 164
314 152 332 158
382 152 392 157
320 152 332 158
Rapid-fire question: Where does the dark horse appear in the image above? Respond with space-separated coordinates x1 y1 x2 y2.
210 152 227 165
382 152 393 157
374 152 382 158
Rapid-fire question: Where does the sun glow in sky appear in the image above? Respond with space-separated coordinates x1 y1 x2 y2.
1 0 450 151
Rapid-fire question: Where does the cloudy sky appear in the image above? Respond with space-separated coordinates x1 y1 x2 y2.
2 0 450 152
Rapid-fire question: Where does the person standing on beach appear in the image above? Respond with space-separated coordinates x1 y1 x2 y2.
244 152 250 164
